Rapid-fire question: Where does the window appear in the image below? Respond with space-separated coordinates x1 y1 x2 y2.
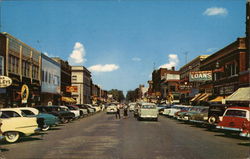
0 111 21 118
21 110 35 116
0 56 4 75
72 75 77 81
22 60 30 77
225 110 246 118
225 63 238 77
8 55 19 74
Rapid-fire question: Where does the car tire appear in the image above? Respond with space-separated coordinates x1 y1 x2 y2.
61 118 68 124
155 118 158 121
4 131 20 143
42 125 50 131
208 116 217 125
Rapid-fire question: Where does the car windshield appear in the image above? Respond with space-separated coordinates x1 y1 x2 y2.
225 110 247 118
142 105 156 109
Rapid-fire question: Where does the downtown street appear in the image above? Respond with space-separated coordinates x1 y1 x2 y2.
0 111 249 159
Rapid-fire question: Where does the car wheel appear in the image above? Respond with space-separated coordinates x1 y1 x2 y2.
42 125 50 131
5 131 20 143
61 118 68 124
137 116 141 121
155 118 158 121
208 116 217 125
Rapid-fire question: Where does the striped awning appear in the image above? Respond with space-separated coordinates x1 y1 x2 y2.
61 97 76 103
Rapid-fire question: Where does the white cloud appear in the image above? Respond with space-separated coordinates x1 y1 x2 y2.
88 64 119 72
159 54 179 69
132 57 141 61
203 7 228 16
68 42 86 65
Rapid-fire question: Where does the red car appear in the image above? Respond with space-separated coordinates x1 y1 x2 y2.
216 107 250 138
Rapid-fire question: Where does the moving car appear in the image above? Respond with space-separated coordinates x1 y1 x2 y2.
106 105 117 114
137 103 158 121
18 107 59 131
0 108 39 143
216 107 250 138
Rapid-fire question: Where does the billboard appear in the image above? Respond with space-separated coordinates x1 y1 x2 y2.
189 71 212 82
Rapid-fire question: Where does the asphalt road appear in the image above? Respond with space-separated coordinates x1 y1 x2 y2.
0 111 249 159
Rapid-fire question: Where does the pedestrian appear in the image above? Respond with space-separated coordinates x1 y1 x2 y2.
123 105 128 119
115 105 121 119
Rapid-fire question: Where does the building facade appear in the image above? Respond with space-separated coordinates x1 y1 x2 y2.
199 38 247 103
0 32 41 107
41 54 61 105
179 55 209 104
71 66 92 104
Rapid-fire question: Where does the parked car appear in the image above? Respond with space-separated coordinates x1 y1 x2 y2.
84 104 96 113
35 106 75 124
18 107 59 131
0 108 39 143
60 106 80 119
157 104 169 115
106 105 117 114
174 107 191 120
216 107 250 138
72 104 89 116
137 103 158 121
168 105 191 118
0 119 4 141
207 104 230 125
92 104 101 112
189 107 209 124
179 106 205 121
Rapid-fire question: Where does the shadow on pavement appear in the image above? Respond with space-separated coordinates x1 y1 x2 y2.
238 142 250 146
0 148 9 152
0 137 43 145
49 127 62 131
214 134 249 141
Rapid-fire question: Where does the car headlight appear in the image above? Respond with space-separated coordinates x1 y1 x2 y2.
203 117 208 120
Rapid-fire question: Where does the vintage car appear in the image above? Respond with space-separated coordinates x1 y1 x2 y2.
106 105 117 114
0 108 39 143
179 106 206 121
0 119 4 140
92 104 101 112
207 104 230 125
72 104 89 116
157 104 169 115
35 106 75 124
60 105 80 119
175 107 191 120
189 107 209 124
84 104 96 113
216 107 250 138
168 105 191 118
128 103 136 112
17 107 59 131
137 103 158 121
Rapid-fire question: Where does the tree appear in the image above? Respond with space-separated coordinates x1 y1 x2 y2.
108 89 125 102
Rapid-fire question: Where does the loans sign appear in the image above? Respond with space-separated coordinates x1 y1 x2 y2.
189 71 212 82
0 76 12 88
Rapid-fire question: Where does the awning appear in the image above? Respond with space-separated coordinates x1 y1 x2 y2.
226 87 250 102
190 93 201 102
198 93 210 101
209 96 226 102
61 97 76 103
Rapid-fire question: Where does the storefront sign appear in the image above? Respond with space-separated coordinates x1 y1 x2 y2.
189 71 212 82
0 76 12 88
66 86 78 93
21 84 29 104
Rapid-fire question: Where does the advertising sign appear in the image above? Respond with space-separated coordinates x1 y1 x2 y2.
66 86 78 93
21 84 29 104
0 76 12 88
189 71 212 82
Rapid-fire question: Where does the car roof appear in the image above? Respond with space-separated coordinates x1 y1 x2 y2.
226 107 250 111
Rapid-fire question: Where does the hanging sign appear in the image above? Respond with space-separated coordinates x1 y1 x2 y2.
66 86 78 93
0 76 12 88
21 84 29 104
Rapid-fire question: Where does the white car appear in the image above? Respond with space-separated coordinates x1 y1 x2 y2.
138 103 158 121
168 105 191 117
106 105 117 114
92 104 101 112
0 108 39 143
129 103 136 111
60 106 80 119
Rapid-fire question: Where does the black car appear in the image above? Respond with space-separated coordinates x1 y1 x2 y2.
35 106 75 124
207 104 230 125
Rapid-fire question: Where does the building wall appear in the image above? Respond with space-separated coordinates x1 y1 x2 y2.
41 54 61 105
0 32 41 107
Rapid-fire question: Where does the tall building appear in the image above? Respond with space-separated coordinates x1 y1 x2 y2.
0 32 41 107
247 1 250 69
71 66 92 104
40 54 61 105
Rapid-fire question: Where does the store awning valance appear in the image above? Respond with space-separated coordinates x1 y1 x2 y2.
198 93 210 101
61 97 76 103
209 96 225 102
190 93 201 102
226 87 250 102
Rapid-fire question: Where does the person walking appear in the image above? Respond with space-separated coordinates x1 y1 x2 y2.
123 105 128 119
115 105 121 119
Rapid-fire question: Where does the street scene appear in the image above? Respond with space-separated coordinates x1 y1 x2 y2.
0 0 250 159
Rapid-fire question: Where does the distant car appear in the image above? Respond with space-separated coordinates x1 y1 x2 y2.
168 105 191 118
216 107 250 138
179 106 205 121
157 104 169 115
0 108 39 143
189 107 209 124
72 104 90 116
106 105 117 114
128 103 136 112
84 104 95 113
18 107 59 131
92 104 101 112
137 103 158 121
35 106 75 124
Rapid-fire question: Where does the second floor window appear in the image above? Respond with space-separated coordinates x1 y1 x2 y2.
0 56 4 75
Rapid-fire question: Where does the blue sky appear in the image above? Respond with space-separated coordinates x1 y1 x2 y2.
1 0 246 94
